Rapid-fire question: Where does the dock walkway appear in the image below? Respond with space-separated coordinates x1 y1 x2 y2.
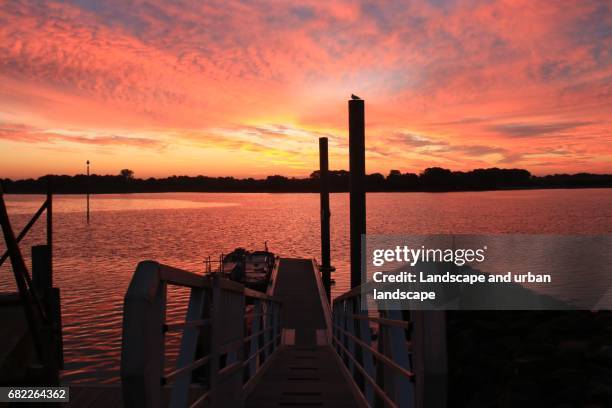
48 258 359 408
245 258 357 407
276 258 327 347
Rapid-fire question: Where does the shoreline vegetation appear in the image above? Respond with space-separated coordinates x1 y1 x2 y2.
2 167 611 194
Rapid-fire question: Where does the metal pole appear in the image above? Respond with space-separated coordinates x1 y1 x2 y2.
86 160 90 223
319 137 334 301
349 97 365 289
0 200 47 267
0 183 46 363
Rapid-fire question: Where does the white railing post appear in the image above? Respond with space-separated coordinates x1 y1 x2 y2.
386 309 414 407
263 301 272 360
356 294 375 405
339 301 348 364
121 261 166 408
121 262 283 408
346 298 357 378
332 287 447 408
209 275 222 407
169 285 207 408
332 303 339 354
249 299 262 377
274 302 281 348
209 275 245 408
413 310 447 408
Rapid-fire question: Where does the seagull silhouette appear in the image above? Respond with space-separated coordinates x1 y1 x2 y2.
351 94 361 100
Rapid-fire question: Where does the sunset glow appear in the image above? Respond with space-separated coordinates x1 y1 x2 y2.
1 0 611 178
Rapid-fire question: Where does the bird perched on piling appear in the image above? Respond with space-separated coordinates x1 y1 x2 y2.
351 94 361 100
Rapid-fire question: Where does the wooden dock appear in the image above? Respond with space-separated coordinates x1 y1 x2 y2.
55 258 359 408
245 258 357 407
1 256 445 408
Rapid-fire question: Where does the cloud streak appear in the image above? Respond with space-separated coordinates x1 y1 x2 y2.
490 122 593 137
0 123 167 149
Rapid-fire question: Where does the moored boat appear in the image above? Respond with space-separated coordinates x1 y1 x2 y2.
206 244 278 293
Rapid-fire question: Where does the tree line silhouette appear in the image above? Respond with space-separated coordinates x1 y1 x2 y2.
2 167 611 194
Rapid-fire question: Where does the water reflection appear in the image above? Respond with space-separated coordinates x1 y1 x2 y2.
1 190 611 383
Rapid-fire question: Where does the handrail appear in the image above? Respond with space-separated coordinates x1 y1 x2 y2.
311 259 333 343
244 286 279 302
334 330 399 408
331 279 447 408
335 311 411 329
333 284 364 303
0 185 63 382
158 264 213 288
0 198 48 267
334 325 414 379
121 261 282 408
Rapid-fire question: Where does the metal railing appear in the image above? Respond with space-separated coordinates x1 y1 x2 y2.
121 261 282 408
0 185 63 383
331 285 447 408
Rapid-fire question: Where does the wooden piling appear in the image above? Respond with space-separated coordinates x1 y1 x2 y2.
32 243 63 372
46 179 53 277
319 137 334 301
348 98 365 289
32 245 52 292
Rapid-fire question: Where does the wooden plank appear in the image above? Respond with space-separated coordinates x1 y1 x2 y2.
245 346 359 408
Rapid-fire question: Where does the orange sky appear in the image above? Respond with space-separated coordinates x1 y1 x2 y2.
1 0 611 179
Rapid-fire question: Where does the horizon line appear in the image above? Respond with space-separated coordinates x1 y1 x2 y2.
4 166 612 182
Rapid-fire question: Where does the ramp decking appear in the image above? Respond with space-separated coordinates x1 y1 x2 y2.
245 346 357 408
245 258 358 407
275 258 327 347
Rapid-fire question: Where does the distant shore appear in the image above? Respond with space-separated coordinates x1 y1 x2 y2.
3 167 611 194
3 186 612 195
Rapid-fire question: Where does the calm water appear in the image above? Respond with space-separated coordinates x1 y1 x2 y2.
1 190 611 383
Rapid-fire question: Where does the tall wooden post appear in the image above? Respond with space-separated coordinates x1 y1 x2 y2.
319 137 334 301
349 98 365 289
46 178 53 284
